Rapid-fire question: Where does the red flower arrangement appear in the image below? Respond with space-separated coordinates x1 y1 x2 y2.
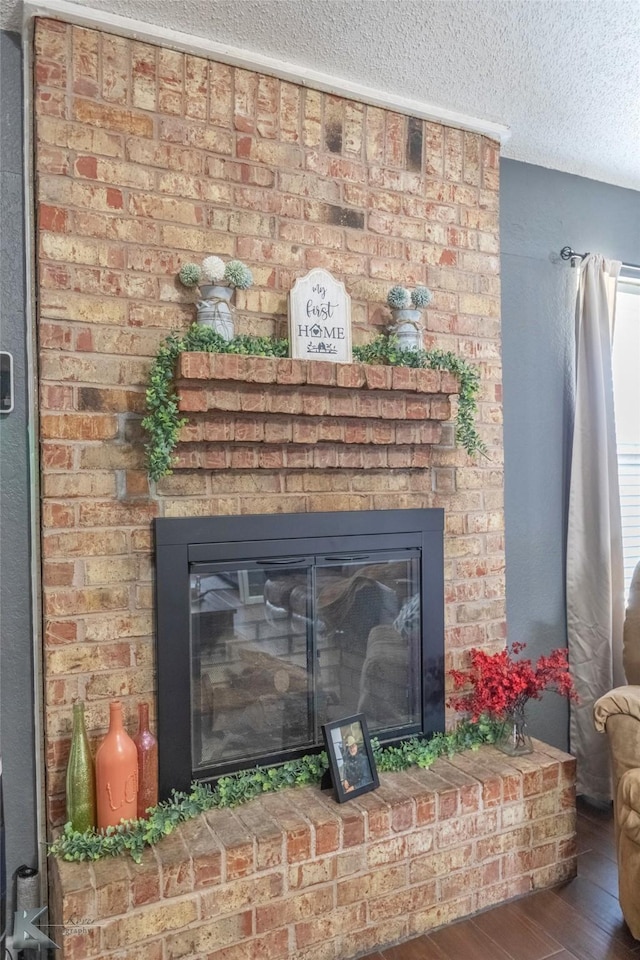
449 641 578 721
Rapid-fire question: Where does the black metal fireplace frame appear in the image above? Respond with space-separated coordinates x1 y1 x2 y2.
154 509 445 797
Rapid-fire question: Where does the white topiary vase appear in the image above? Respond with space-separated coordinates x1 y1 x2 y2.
388 308 424 351
196 284 235 340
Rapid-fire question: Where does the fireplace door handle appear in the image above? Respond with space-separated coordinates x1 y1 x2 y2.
257 558 307 565
322 555 369 562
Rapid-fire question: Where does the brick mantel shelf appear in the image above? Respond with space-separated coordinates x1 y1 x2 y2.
175 354 460 472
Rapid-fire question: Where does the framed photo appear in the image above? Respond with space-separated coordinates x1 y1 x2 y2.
321 714 379 803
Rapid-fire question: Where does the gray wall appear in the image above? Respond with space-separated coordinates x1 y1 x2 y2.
0 28 40 919
500 159 640 750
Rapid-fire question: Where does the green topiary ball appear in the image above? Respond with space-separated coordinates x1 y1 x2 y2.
387 286 411 309
178 262 202 287
224 260 253 290
411 286 433 308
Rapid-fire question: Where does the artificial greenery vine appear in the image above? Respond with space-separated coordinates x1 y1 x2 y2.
49 718 501 863
142 326 487 481
142 326 289 482
353 337 487 459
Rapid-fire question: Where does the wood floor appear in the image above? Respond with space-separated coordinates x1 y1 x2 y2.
362 799 640 960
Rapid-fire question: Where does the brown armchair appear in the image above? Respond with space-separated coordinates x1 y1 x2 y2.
594 560 640 938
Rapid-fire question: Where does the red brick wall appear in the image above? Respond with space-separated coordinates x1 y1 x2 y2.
34 18 504 828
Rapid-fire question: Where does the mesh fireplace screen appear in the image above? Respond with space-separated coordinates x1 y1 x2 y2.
155 509 444 794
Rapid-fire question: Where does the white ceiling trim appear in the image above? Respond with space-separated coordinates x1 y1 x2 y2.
23 0 511 144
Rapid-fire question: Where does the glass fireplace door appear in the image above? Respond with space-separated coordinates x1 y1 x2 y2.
189 548 422 773
190 558 316 771
315 551 422 737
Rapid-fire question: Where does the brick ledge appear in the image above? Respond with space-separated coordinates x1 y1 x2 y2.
50 741 576 959
175 353 460 471
177 354 460 394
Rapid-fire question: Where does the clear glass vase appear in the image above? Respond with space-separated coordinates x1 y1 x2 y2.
497 703 533 756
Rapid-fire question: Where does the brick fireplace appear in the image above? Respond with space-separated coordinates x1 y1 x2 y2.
32 15 575 960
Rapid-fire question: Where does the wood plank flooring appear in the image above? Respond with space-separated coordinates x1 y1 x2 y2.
362 799 640 960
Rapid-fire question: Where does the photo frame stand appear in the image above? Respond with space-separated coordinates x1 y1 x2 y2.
320 766 334 792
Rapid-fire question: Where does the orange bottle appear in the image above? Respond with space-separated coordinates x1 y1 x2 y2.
133 702 158 819
95 700 138 829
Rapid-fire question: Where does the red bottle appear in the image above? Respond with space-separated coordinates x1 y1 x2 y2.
133 702 158 819
95 700 138 829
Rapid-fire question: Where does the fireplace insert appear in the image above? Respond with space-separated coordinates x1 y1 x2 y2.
154 509 445 796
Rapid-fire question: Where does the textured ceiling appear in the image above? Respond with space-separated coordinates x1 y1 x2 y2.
3 0 640 189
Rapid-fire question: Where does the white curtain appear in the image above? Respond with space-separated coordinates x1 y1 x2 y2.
567 254 624 803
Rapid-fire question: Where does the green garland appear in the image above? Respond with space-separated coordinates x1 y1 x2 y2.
49 718 500 863
142 326 487 481
352 337 486 459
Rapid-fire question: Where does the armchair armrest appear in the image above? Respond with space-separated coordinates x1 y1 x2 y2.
594 686 640 732
594 686 640 806
617 767 640 940
618 768 640 844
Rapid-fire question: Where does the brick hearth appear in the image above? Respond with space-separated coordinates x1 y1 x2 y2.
50 742 576 960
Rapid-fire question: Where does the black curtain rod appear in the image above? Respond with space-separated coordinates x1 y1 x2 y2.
560 246 640 271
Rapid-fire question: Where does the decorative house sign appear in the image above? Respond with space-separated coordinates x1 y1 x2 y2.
289 268 352 363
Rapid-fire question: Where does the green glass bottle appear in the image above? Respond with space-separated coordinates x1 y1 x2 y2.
66 701 96 832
